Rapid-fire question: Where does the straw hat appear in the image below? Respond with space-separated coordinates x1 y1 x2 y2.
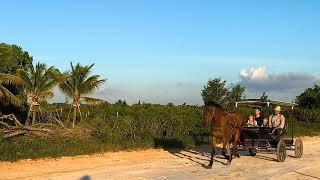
274 106 281 112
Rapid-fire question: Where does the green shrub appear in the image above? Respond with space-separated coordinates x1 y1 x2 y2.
287 121 320 137
82 104 207 149
293 107 320 123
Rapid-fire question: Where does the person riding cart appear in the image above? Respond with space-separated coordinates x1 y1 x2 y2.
269 106 286 142
254 108 264 126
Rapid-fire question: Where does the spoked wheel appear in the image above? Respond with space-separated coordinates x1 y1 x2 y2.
249 148 257 156
277 140 287 162
295 138 303 158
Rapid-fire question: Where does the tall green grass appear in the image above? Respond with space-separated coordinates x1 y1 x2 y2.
287 121 320 137
0 137 106 162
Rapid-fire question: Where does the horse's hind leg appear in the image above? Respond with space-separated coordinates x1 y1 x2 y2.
226 142 232 166
233 130 241 158
208 136 217 168
222 143 227 158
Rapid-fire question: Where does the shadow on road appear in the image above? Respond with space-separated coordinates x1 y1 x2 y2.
80 175 91 180
153 137 292 169
154 137 233 168
254 155 277 162
293 171 320 179
170 146 230 167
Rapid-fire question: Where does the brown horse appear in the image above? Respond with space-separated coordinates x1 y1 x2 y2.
203 102 243 168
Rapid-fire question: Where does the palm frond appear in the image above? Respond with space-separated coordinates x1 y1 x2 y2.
17 69 33 90
0 85 21 106
80 96 106 105
58 79 74 98
15 94 28 103
0 73 24 86
80 79 106 95
17 62 58 105
55 62 105 101
37 91 54 99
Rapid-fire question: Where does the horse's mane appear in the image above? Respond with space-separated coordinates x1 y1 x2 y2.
204 101 224 109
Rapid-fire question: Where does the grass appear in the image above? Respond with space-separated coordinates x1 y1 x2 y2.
287 121 320 137
0 134 198 162
0 137 107 162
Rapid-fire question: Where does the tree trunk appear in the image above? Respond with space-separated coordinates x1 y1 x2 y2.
67 105 72 124
32 111 37 125
26 105 34 126
72 106 77 128
25 110 31 126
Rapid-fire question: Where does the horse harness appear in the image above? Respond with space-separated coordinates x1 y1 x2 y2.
209 106 241 131
225 112 241 132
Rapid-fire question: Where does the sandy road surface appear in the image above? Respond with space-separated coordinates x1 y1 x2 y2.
1 137 320 180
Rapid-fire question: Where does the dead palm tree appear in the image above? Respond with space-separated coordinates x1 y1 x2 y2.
17 62 57 125
54 63 106 128
0 73 23 106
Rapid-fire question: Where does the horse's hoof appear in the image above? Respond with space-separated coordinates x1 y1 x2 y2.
227 162 231 166
206 165 213 169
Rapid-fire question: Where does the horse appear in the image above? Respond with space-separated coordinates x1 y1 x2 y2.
202 101 244 168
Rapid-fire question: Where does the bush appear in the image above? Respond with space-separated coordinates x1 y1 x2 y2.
293 107 320 123
82 103 206 149
0 103 210 161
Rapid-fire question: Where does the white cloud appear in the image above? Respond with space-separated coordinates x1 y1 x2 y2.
239 66 318 101
240 66 268 81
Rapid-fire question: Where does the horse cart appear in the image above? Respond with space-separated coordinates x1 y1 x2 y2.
235 99 304 162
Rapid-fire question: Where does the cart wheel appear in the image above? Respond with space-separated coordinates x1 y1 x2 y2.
277 140 287 162
249 148 257 156
295 138 303 158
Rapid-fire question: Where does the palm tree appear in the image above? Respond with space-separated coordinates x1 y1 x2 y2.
17 62 57 125
0 73 23 106
54 63 106 128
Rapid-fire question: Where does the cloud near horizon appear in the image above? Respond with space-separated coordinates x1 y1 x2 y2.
239 66 318 101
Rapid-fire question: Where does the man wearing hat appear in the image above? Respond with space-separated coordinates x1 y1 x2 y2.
269 106 286 142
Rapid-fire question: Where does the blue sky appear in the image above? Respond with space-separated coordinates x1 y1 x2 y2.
1 0 320 104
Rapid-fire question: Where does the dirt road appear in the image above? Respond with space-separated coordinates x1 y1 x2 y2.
1 137 320 180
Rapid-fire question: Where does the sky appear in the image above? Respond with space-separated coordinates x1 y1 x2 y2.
1 0 320 105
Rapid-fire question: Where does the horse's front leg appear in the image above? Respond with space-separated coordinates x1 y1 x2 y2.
208 136 217 168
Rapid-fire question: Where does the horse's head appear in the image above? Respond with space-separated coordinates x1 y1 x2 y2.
202 105 215 126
